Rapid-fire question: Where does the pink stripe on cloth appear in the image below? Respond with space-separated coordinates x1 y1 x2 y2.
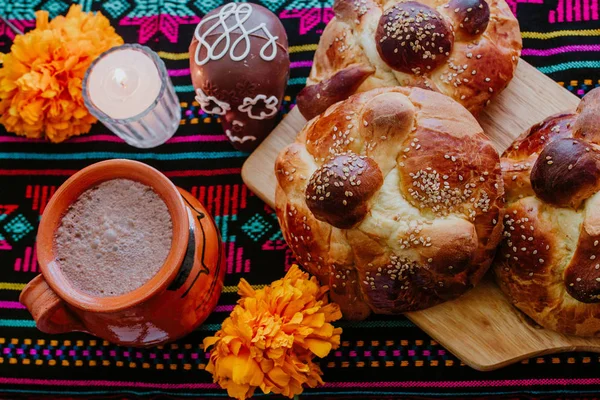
3 378 600 388
0 301 25 309
290 61 313 68
323 379 600 388
0 378 219 389
168 62 312 76
0 135 123 144
0 134 228 144
0 168 239 177
522 45 600 56
168 68 190 77
168 135 228 143
213 305 234 312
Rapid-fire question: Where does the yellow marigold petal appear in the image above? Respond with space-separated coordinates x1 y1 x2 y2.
229 338 243 356
230 354 263 386
1 80 18 93
265 346 285 362
267 367 291 388
284 265 306 281
63 55 79 71
35 10 50 30
203 336 219 350
73 107 88 119
41 90 57 99
237 278 255 298
225 381 255 400
301 312 326 328
205 359 215 374
304 360 325 387
310 322 335 338
20 100 44 124
305 338 333 358
214 354 236 378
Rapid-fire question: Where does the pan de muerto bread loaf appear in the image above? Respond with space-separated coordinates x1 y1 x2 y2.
296 0 522 120
275 87 504 320
495 87 600 337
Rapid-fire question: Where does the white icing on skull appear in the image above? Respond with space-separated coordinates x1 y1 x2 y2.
225 120 256 143
193 3 279 66
238 94 279 120
195 88 231 115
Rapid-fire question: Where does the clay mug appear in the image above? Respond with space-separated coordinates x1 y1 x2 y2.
20 159 225 347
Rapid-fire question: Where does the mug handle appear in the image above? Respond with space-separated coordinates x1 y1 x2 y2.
20 275 87 334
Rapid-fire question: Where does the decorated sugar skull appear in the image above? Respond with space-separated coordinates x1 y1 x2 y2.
189 3 290 152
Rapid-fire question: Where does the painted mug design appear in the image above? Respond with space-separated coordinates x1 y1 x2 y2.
20 159 225 347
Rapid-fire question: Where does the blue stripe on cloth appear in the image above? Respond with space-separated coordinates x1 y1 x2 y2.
0 319 415 329
0 319 36 328
537 61 600 74
175 85 196 93
0 152 246 161
288 77 308 86
0 319 223 331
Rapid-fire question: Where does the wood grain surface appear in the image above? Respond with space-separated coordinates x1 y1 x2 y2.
241 59 599 371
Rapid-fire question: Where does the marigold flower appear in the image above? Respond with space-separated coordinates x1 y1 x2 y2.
0 5 123 142
204 265 343 399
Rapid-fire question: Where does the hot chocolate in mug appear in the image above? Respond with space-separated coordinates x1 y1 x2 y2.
20 159 226 347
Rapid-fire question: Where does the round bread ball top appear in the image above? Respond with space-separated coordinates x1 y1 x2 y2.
530 138 600 209
376 1 454 74
447 0 490 36
305 152 383 229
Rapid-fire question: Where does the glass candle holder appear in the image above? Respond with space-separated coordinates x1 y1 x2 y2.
83 44 181 148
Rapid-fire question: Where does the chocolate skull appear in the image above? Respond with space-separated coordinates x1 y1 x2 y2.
189 3 290 152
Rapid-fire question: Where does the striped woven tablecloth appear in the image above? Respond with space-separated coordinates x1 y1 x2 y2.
0 0 599 398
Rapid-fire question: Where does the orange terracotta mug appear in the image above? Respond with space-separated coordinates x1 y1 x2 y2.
20 159 225 347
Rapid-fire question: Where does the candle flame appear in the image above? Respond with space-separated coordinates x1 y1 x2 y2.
113 68 127 88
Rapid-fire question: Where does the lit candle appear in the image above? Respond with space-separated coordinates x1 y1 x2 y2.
83 44 181 148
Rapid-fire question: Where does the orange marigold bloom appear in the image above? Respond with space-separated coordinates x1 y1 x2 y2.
0 5 123 142
204 265 343 400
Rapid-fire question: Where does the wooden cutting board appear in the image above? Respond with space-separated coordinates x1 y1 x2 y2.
241 59 600 371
